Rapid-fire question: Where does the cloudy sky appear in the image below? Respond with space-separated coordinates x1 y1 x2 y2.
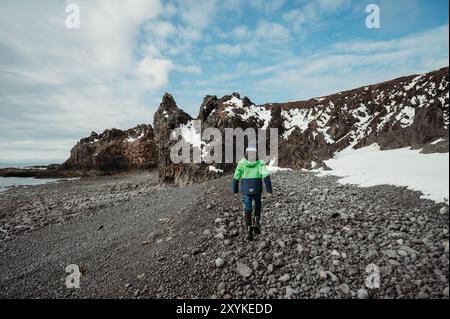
0 0 448 165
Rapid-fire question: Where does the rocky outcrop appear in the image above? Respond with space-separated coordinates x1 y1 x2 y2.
153 67 448 184
18 68 445 182
62 124 157 171
269 67 449 168
153 93 209 185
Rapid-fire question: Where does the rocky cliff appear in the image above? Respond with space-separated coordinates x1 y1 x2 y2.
7 67 446 181
154 67 448 184
62 124 157 171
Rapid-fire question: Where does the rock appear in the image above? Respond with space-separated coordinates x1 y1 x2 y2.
443 287 449 297
440 206 449 215
63 124 157 171
358 288 369 299
142 232 160 246
267 288 278 298
339 283 350 294
383 250 397 258
417 292 429 299
398 246 419 256
390 232 408 239
388 259 401 267
318 270 328 280
319 287 331 294
278 274 291 282
264 253 273 262
214 233 225 240
331 250 340 258
397 249 408 257
217 282 227 293
206 204 213 210
236 261 253 278
215 257 225 268
203 229 211 236
285 286 297 299
325 271 339 282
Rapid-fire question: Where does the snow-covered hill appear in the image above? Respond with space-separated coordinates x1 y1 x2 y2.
153 67 448 192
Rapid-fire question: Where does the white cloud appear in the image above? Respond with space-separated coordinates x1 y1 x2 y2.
254 24 449 101
177 0 217 29
137 56 175 90
207 20 291 57
250 0 287 13
282 3 320 32
176 65 203 74
0 0 170 162
318 0 352 12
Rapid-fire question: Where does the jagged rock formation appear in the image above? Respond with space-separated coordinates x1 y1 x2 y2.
62 124 157 171
153 67 448 184
13 67 445 181
153 93 215 185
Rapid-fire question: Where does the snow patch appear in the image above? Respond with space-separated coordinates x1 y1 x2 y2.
430 138 445 145
267 159 291 173
125 132 145 143
318 144 449 203
208 165 223 173
224 96 243 107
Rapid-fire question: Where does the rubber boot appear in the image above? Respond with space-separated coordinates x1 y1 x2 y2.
246 226 254 241
244 210 253 241
253 206 261 235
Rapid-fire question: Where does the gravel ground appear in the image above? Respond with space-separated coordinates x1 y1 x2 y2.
0 170 448 299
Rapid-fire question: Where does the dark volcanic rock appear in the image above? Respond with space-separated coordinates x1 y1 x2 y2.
153 93 202 185
36 68 447 183
62 124 157 171
152 67 449 183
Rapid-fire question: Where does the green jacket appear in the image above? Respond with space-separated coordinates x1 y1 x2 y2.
232 158 273 195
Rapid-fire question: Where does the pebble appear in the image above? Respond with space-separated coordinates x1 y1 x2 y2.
236 261 253 278
358 288 369 299
215 257 225 268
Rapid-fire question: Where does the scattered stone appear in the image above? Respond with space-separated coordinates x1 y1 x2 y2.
358 288 369 299
236 261 253 278
217 282 227 293
278 274 291 282
319 287 331 294
443 287 449 297
215 257 225 268
339 283 350 294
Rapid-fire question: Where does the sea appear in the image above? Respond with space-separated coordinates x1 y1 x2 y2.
0 163 62 193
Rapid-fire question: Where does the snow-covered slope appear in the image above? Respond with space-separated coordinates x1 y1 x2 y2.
198 67 448 171
316 144 449 203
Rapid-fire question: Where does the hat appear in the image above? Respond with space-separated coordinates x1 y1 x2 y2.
246 144 257 152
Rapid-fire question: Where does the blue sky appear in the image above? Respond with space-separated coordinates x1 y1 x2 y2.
0 0 448 164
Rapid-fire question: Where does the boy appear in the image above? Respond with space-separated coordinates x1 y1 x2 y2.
232 144 273 241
